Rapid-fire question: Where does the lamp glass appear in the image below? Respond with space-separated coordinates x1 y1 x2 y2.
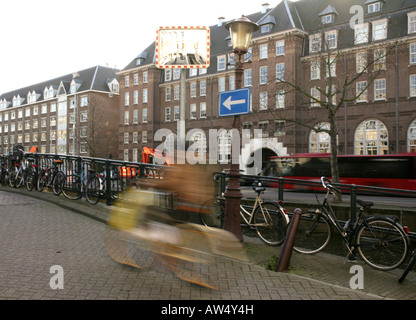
227 19 258 53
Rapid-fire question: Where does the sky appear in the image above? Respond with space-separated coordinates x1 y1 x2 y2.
0 0 287 95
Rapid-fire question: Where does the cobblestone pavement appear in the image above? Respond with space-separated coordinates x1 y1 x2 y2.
0 187 414 303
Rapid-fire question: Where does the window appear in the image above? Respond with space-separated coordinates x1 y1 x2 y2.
261 24 270 33
165 87 171 101
200 80 206 96
189 69 197 77
326 56 336 78
355 119 388 155
142 131 148 143
408 119 416 152
310 87 320 107
123 149 129 161
410 75 416 97
165 107 171 122
410 43 416 65
124 111 129 125
321 14 333 24
190 104 197 119
259 44 268 59
142 109 148 123
80 111 88 122
276 40 285 56
124 92 130 106
372 19 388 41
80 96 88 107
374 79 386 100
310 123 330 153
134 73 139 85
165 69 172 82
244 69 252 87
309 34 321 53
259 92 268 110
217 55 226 71
218 77 226 92
133 90 139 105
275 63 285 82
133 110 138 124
133 132 138 144
174 106 180 121
125 76 130 88
143 88 148 103
368 1 381 14
408 12 416 34
190 82 197 98
143 71 148 83
276 91 285 109
310 60 320 80
218 130 231 163
260 66 268 85
174 85 180 100
374 48 386 71
173 69 181 80
275 120 285 136
356 81 368 102
200 102 206 118
325 30 338 49
356 52 367 73
355 23 369 44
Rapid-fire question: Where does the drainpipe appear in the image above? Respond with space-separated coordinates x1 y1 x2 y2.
395 43 399 154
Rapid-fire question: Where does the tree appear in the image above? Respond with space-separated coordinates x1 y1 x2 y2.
253 31 397 201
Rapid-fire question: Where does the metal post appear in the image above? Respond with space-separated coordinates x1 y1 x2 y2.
276 208 302 272
350 184 357 226
223 55 244 241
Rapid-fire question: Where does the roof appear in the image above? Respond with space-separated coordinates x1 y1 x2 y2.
0 65 120 105
121 0 416 73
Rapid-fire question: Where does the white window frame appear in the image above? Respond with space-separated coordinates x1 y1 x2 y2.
259 44 268 59
372 19 388 41
410 75 416 97
325 30 338 50
310 60 320 80
410 43 416 65
275 40 285 56
309 34 322 53
217 55 226 71
356 81 368 102
355 23 369 44
374 78 386 101
259 66 268 85
408 12 416 34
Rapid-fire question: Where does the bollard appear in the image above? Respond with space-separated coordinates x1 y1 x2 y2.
276 208 302 272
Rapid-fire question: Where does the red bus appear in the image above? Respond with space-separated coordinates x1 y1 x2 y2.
265 153 416 191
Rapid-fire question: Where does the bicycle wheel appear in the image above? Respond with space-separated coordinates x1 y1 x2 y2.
26 170 37 191
293 211 332 254
253 201 288 246
356 217 409 271
62 174 82 200
9 170 16 188
15 169 24 188
37 170 47 191
199 198 224 228
86 176 100 205
52 171 65 195
399 249 416 283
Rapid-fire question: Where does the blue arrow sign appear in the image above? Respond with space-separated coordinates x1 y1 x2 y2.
218 88 251 117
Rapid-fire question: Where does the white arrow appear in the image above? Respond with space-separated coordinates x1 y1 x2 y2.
223 96 246 110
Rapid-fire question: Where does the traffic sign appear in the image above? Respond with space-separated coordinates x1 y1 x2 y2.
218 88 251 117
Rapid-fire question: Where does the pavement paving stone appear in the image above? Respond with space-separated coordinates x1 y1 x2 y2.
0 186 415 303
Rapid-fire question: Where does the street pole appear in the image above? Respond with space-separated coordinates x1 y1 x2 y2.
223 53 244 241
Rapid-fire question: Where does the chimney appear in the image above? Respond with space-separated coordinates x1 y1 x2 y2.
217 17 225 27
262 3 270 14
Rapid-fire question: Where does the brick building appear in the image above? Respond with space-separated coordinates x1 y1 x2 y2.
117 0 416 170
0 66 120 158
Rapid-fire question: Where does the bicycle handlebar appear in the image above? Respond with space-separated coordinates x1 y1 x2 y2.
320 176 341 193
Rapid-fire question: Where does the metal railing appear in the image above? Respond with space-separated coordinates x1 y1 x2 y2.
0 152 168 206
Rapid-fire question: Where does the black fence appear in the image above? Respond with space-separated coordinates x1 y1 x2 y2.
0 152 168 205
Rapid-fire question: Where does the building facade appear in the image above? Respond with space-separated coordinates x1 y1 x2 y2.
0 66 120 158
117 0 416 171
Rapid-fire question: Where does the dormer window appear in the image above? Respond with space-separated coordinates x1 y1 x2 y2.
70 79 82 94
12 95 24 107
367 1 381 14
261 24 271 33
259 15 276 34
107 78 119 93
135 51 147 66
0 99 10 110
319 5 338 25
44 85 56 99
27 90 40 104
321 14 333 24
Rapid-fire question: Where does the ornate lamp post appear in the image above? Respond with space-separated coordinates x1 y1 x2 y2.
223 16 259 241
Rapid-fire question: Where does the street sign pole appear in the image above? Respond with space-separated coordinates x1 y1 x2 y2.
223 58 244 242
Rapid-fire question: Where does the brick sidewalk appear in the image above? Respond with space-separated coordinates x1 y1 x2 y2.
0 187 414 301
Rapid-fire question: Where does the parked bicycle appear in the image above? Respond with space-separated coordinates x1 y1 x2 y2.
37 159 65 195
62 166 106 205
293 176 410 271
25 163 39 191
199 180 289 246
399 248 416 283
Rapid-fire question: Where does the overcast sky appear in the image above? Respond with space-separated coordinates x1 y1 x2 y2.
0 0 286 95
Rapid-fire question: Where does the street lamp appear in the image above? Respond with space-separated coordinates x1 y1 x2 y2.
223 16 259 241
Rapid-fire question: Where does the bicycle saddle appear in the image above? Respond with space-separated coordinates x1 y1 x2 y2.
356 199 374 208
253 186 265 193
